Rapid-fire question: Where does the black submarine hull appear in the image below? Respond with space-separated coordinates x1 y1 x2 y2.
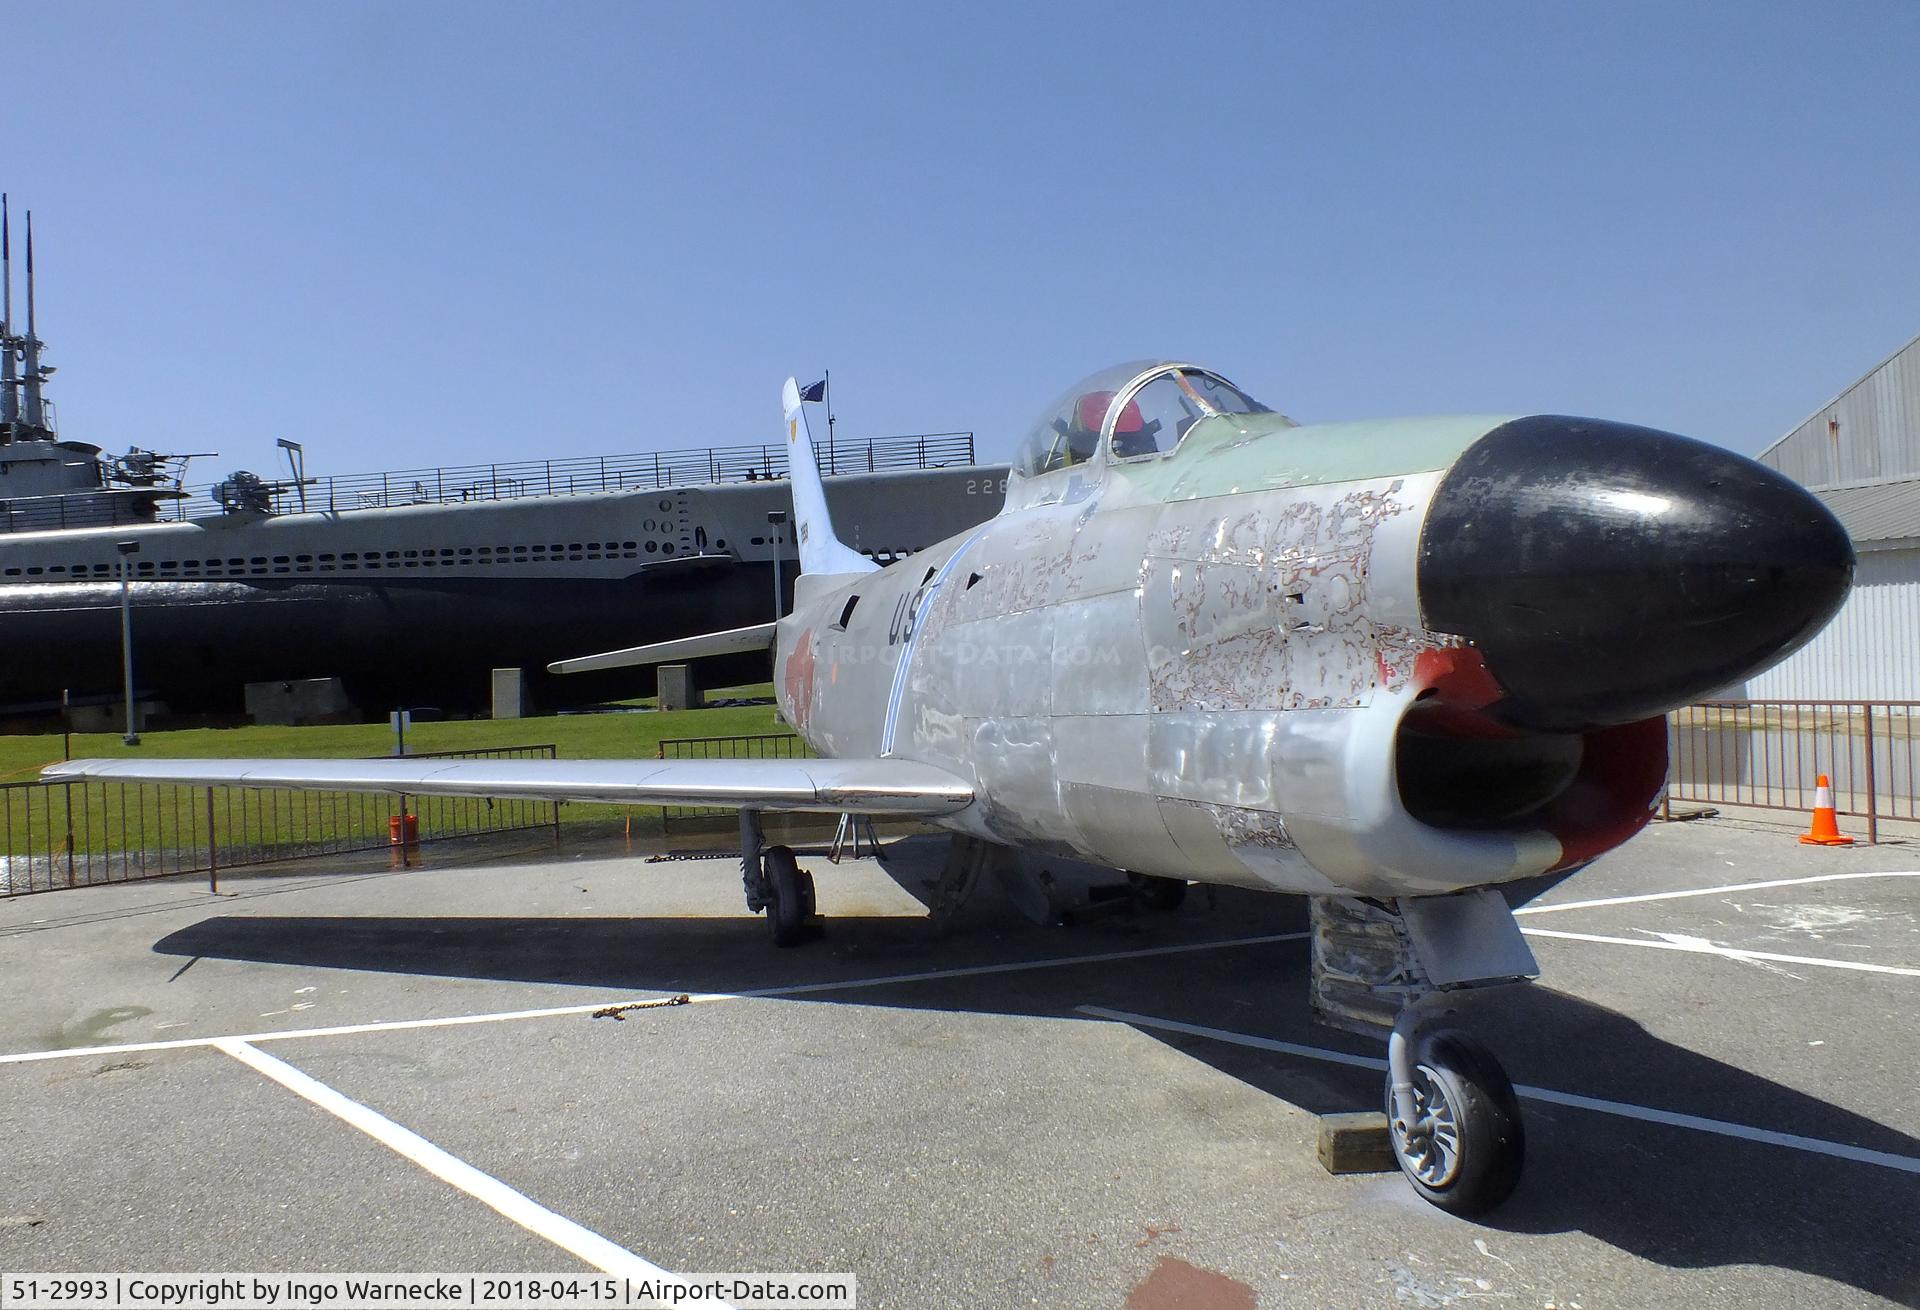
0 462 1013 723
0 563 794 718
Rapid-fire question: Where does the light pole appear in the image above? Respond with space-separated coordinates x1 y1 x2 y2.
115 540 140 745
767 510 789 622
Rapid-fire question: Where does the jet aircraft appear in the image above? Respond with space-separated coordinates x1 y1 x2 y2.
51 362 1854 1214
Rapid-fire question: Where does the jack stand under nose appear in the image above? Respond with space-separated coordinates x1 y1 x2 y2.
829 812 882 864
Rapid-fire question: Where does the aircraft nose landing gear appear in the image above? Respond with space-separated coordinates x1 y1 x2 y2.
1386 1015 1524 1215
1312 890 1536 1216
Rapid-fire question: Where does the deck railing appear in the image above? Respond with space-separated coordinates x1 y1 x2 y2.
0 744 561 897
0 433 980 535
0 491 170 534
182 433 982 519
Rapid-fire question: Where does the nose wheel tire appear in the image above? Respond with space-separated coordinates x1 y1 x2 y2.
764 845 816 947
1386 1028 1524 1215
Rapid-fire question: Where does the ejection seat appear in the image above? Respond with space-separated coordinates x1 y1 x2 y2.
1043 392 1160 470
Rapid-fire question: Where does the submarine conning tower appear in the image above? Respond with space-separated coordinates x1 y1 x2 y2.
1 193 56 446
0 201 199 525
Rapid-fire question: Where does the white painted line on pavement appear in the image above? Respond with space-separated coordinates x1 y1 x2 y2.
1516 870 1920 916
217 1039 721 1297
1078 1006 1920 1177
1519 927 1920 977
0 931 1308 1066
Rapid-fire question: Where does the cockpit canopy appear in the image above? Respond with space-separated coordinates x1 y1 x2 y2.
1012 360 1273 479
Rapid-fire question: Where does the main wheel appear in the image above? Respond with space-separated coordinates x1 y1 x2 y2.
764 845 815 948
1128 872 1189 911
1386 1028 1524 1215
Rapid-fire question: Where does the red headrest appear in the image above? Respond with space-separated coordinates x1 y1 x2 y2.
1076 391 1144 433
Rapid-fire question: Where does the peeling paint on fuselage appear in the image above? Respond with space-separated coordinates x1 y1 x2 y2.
779 410 1547 897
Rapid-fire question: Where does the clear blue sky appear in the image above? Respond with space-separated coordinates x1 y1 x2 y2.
8 1 1918 478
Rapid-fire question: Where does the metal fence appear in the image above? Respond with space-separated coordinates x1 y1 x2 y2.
1666 700 1920 843
0 745 561 897
656 733 813 830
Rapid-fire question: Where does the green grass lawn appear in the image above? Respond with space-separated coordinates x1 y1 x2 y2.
0 683 787 782
0 685 800 886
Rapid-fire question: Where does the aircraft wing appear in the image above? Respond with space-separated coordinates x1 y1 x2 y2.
548 621 777 674
41 756 975 816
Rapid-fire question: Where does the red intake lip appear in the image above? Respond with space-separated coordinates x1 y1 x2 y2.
1398 646 1667 869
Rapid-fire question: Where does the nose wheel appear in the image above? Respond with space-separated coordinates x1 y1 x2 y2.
1386 1024 1524 1215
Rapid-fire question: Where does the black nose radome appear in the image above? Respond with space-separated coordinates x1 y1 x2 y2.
1418 415 1855 732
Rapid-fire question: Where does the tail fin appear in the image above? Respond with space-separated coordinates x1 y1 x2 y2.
783 376 879 576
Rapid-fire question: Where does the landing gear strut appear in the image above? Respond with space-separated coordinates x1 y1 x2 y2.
926 835 995 936
1311 891 1535 1215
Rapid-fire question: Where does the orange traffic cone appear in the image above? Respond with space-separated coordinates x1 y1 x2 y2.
1798 775 1855 847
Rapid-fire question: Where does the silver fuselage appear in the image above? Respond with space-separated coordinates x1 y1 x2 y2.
777 412 1550 899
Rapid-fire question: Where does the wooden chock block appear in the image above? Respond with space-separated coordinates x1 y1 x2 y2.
1317 1111 1396 1175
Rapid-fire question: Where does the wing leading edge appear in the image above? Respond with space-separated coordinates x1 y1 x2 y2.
42 756 975 816
547 621 776 675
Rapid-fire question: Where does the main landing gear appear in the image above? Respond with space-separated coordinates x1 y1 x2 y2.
1312 891 1536 1215
740 810 819 947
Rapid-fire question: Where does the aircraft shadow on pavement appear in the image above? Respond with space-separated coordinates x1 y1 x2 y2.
153 885 1919 1304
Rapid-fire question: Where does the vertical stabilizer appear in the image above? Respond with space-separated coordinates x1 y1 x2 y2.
782 376 879 576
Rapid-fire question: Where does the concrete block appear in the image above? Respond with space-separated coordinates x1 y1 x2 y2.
658 664 702 711
69 701 160 733
491 667 528 719
1316 1111 1396 1175
244 678 355 727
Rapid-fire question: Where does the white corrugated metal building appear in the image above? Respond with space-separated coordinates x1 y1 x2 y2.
1742 330 1920 701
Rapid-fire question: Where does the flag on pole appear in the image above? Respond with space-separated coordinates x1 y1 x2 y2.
798 379 827 403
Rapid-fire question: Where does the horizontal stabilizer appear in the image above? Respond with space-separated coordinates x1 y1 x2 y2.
548 621 776 674
43 756 976 816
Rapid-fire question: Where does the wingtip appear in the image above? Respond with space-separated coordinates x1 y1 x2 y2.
781 376 801 415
